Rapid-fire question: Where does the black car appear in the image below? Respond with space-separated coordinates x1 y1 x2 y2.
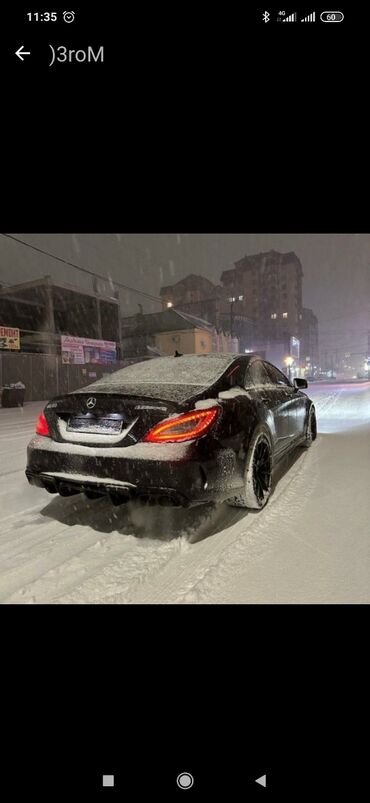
26 353 317 510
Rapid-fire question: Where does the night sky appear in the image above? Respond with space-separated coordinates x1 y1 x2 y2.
1 234 369 358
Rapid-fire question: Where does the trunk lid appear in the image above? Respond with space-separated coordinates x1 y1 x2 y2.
44 392 189 447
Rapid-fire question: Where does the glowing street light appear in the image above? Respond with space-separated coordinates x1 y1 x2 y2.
285 355 294 381
167 301 173 308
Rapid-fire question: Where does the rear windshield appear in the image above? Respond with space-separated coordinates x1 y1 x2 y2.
84 354 237 388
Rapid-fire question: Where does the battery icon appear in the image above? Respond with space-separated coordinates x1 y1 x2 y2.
320 11 344 22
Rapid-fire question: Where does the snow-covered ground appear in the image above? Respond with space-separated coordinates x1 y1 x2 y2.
1 383 369 604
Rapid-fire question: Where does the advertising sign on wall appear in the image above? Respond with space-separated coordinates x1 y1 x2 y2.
61 336 116 365
0 326 20 350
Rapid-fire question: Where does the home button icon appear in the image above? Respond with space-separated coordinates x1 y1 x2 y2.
177 772 194 789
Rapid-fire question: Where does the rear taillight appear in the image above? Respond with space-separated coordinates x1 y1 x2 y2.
36 411 50 437
143 407 219 443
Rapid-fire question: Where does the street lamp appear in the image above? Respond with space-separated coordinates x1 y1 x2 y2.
285 356 294 382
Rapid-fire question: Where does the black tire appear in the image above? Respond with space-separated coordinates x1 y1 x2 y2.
227 426 272 510
300 406 317 449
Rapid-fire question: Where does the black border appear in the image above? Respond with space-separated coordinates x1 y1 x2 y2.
1 5 367 799
2 605 368 798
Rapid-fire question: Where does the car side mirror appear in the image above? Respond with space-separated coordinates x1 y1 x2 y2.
293 377 308 389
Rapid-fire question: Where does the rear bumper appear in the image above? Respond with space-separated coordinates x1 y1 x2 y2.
25 469 192 507
26 435 244 507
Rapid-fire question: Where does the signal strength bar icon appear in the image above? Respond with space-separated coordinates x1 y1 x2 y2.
301 11 315 22
283 12 297 22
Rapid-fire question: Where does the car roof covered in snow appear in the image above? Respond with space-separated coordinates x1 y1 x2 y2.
74 353 242 403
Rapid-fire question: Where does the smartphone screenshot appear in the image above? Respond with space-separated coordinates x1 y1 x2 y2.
1 4 367 800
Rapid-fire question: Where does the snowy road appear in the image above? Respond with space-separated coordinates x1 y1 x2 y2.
1 383 369 604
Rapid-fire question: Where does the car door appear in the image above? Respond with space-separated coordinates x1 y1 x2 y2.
269 368 307 439
291 387 309 438
245 360 289 456
263 362 299 447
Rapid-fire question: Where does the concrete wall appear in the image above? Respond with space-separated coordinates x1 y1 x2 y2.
154 328 217 355
154 329 197 355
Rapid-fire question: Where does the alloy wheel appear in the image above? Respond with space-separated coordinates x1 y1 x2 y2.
252 438 272 504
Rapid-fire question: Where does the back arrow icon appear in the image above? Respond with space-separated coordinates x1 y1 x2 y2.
15 46 31 61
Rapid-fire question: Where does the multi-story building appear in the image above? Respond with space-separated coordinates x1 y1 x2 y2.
159 251 318 375
220 250 304 372
221 250 303 341
160 273 255 351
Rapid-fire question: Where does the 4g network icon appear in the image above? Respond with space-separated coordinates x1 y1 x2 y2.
261 10 314 23
262 11 298 23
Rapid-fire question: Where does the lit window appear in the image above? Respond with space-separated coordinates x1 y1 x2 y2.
282 312 288 318
271 313 277 319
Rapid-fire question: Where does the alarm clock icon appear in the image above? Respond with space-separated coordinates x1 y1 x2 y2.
63 10 75 23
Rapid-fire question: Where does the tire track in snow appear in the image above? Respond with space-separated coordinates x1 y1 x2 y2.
0 497 136 601
40 504 245 604
62 504 251 604
310 388 344 416
0 502 44 524
0 527 111 602
51 538 182 604
161 442 322 604
0 506 106 565
4 534 146 604
1 500 192 603
88 443 321 605
122 508 248 604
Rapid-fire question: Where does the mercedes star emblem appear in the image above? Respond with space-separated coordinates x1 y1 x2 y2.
86 397 97 409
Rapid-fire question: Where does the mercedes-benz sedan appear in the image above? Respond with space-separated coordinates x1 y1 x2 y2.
26 353 317 510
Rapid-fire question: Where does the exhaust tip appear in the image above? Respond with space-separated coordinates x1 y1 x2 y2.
44 482 58 494
109 493 130 506
58 482 80 497
84 490 104 500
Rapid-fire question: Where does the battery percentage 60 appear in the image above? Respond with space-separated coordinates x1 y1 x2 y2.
320 11 344 22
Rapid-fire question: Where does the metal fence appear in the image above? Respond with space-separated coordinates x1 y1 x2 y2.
0 353 129 402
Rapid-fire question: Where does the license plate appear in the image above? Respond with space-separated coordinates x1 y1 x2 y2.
67 417 123 435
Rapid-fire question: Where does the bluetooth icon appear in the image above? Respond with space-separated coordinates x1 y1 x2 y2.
262 10 270 22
